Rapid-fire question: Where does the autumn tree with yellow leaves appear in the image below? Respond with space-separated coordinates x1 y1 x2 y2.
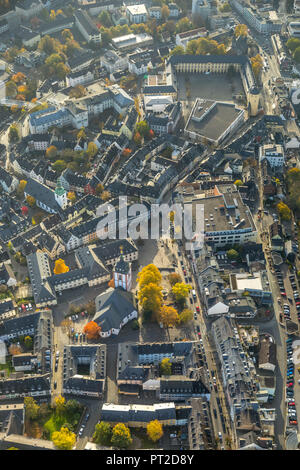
172 282 192 306
137 264 162 289
234 24 248 37
111 423 132 449
53 259 69 275
157 305 179 328
52 426 76 450
147 420 164 442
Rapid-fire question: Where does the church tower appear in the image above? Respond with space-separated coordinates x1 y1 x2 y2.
113 246 132 291
54 177 68 209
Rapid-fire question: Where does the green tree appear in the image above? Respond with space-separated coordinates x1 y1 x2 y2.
52 160 67 174
179 308 193 324
8 124 19 143
111 423 132 449
136 120 150 137
294 46 300 63
170 45 185 56
93 421 112 446
98 10 112 27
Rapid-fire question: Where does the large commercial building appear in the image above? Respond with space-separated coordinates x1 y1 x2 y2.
184 98 245 145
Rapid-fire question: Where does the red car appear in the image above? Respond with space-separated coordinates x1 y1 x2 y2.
196 306 200 312
281 292 286 296
296 302 300 306
289 402 296 406
198 332 201 337
183 269 186 275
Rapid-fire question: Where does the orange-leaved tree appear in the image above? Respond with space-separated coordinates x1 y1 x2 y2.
83 321 101 339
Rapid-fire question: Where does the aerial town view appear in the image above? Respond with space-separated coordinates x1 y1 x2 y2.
0 0 300 456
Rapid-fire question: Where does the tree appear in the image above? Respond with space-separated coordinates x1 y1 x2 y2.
220 2 231 12
136 120 150 137
170 45 185 56
134 131 142 146
101 190 111 202
77 127 86 140
95 183 104 195
52 426 76 450
176 17 192 33
69 84 86 98
147 420 163 442
86 142 98 158
137 264 162 289
6 80 17 98
160 357 172 375
67 191 76 203
138 282 163 316
234 179 243 187
157 305 179 328
24 336 33 349
111 423 132 449
250 54 263 78
53 258 69 275
179 308 193 324
54 395 66 416
122 148 132 158
9 344 22 355
52 160 67 174
8 124 19 143
287 38 300 53
294 46 300 63
277 201 292 220
17 180 27 198
26 195 36 207
172 283 191 304
24 397 40 420
168 272 182 286
227 249 239 260
235 24 247 37
83 321 101 339
161 4 170 21
98 10 112 27
93 421 112 446
62 29 73 43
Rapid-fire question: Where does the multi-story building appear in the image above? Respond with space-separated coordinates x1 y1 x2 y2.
259 144 285 169
192 0 211 20
66 68 94 88
126 4 148 24
231 0 282 34
211 316 258 422
74 9 101 43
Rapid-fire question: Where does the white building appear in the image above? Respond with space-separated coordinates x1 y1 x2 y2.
259 144 285 169
66 68 94 87
126 4 148 24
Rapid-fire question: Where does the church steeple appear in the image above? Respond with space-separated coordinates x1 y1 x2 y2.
54 177 67 209
113 244 132 291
